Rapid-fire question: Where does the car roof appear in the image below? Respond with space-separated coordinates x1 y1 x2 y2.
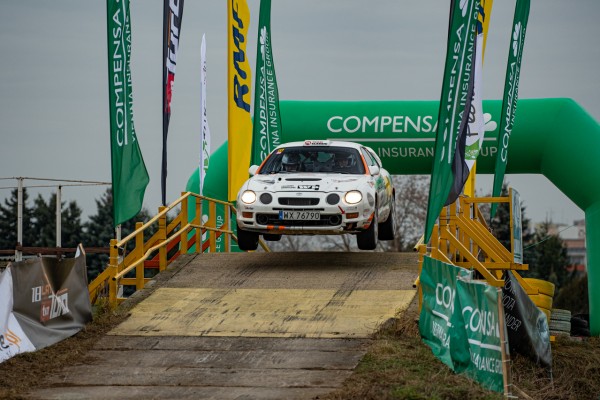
273 140 364 151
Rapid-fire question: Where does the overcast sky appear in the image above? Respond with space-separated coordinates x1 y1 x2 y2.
1 1 598 226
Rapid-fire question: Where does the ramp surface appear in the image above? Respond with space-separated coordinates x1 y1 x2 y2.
26 251 419 400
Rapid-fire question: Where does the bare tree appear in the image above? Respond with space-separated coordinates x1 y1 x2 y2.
322 234 355 252
268 235 321 252
380 175 430 252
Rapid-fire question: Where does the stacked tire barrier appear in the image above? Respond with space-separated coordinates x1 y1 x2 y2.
549 308 572 337
571 314 591 337
524 278 555 321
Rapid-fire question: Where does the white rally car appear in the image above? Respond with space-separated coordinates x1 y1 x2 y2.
236 140 396 251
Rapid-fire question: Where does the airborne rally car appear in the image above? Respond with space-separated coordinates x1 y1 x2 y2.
236 140 396 251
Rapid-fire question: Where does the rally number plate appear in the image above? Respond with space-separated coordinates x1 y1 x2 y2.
279 211 320 220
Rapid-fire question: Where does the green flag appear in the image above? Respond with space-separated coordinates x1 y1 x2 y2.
251 0 283 166
424 0 479 242
107 0 149 227
490 0 530 219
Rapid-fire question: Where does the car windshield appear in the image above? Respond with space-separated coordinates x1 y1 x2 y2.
259 146 365 175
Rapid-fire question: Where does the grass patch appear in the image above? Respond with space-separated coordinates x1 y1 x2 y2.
322 305 600 400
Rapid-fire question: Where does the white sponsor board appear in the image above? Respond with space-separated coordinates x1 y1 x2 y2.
0 268 36 363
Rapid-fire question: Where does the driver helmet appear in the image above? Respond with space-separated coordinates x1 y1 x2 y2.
334 152 352 168
281 152 301 171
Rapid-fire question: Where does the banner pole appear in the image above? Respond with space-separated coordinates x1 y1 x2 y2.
497 286 512 397
16 177 23 261
56 185 62 249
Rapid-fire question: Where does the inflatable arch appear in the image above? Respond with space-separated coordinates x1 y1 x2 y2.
187 98 600 334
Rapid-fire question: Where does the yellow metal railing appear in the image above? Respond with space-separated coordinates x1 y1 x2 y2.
88 192 269 308
416 195 538 295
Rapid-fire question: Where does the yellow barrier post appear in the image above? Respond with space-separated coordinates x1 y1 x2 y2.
180 192 189 254
108 238 119 307
158 206 167 271
195 196 202 253
135 222 144 290
224 204 231 252
208 201 216 252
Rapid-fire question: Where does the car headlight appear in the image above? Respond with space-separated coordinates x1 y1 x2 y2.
240 190 257 204
344 190 362 204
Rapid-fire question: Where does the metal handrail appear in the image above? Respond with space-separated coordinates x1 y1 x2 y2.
88 192 269 307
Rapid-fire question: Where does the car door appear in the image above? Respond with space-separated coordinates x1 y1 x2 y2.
360 147 389 220
366 147 394 208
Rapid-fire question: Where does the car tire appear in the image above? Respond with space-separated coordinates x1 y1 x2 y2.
263 233 282 241
237 226 259 251
357 207 378 250
378 199 396 240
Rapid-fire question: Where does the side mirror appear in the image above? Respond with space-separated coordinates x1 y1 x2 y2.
248 165 259 176
368 165 380 176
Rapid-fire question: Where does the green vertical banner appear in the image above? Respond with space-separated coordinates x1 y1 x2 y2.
419 256 471 372
456 279 503 393
107 0 149 227
251 0 283 166
424 0 479 242
490 0 530 218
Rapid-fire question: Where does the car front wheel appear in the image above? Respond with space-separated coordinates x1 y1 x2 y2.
357 207 378 250
378 199 396 240
237 226 259 251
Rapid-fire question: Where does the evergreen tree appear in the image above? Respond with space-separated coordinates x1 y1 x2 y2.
524 221 571 290
29 193 85 249
31 194 56 247
84 188 154 281
61 200 84 248
0 188 35 249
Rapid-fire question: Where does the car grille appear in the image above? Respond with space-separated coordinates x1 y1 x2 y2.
256 213 342 227
278 197 320 206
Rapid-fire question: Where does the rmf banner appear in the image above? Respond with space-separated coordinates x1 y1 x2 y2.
107 0 150 227
251 0 283 167
424 0 479 242
228 0 253 201
491 0 530 219
0 246 92 363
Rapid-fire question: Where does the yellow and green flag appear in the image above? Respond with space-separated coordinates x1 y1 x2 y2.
228 0 253 201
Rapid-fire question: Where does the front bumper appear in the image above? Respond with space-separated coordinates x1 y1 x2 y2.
236 191 375 235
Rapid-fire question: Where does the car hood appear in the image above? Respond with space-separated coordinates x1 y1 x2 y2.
245 173 366 192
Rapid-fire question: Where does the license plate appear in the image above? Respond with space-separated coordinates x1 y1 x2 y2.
279 211 320 220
